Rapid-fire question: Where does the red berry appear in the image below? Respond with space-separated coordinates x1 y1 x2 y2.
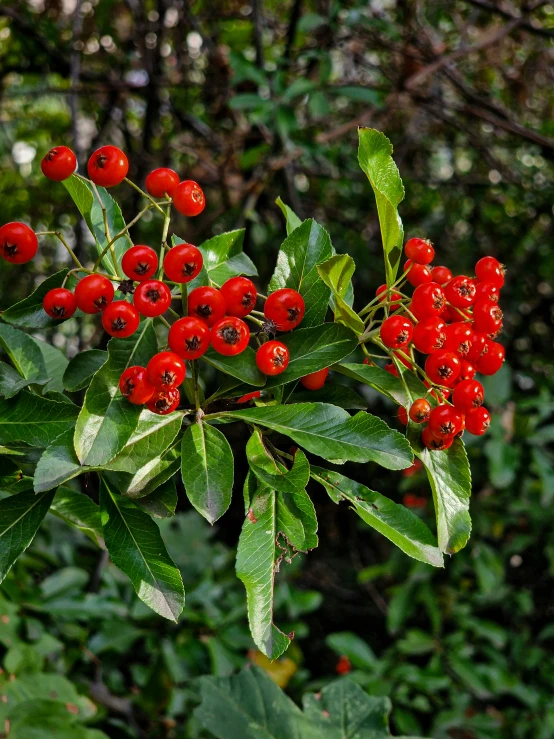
256 341 290 375
384 362 398 377
472 300 503 335
133 279 172 317
380 315 413 349
394 351 413 369
475 256 504 288
476 340 505 375
431 265 453 285
75 274 114 313
402 459 423 478
145 168 180 198
336 656 352 676
363 357 373 366
299 368 329 391
211 316 250 356
264 288 305 331
425 350 461 386
422 426 454 451
411 282 446 319
465 406 491 435
404 259 432 287
428 405 464 438
43 288 77 319
404 237 435 265
444 276 476 309
119 366 155 404
146 387 180 415
163 243 203 283
376 284 402 311
474 280 500 304
41 146 76 181
443 322 472 358
412 317 447 354
173 180 205 216
168 316 211 360
188 286 226 327
102 301 140 338
0 222 38 264
237 391 261 404
146 351 186 390
403 493 427 508
398 406 408 425
87 145 128 187
409 398 431 424
453 379 484 414
466 327 487 362
220 276 257 318
459 360 476 381
122 245 158 282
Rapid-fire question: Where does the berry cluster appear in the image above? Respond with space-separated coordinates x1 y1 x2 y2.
375 238 505 450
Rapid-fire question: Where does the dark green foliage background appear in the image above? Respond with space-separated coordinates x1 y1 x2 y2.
0 1 553 737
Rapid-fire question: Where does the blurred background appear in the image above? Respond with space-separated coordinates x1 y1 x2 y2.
1 1 554 737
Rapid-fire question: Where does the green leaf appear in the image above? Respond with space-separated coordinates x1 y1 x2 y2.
99 476 185 621
203 346 266 387
325 632 377 669
358 128 405 286
50 486 104 547
269 219 333 327
0 362 48 399
0 392 78 447
63 175 128 274
197 229 258 285
332 362 408 405
276 197 302 235
222 403 413 470
333 85 384 105
2 269 71 329
0 673 98 724
103 441 181 498
246 428 310 492
5 699 109 739
63 350 107 392
236 483 317 659
74 321 158 466
316 255 365 334
288 382 366 409
34 429 83 492
35 338 69 394
312 467 443 567
265 323 358 388
181 421 234 524
0 322 47 381
0 488 56 582
136 479 177 519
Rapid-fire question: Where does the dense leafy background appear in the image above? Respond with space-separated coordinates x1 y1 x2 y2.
0 1 553 737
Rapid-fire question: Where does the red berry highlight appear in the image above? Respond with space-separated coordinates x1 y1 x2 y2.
380 315 413 349
163 243 203 283
122 245 158 282
173 180 206 216
210 316 250 356
75 274 114 314
146 352 186 390
133 279 172 317
41 146 77 181
101 301 140 338
264 288 305 331
168 316 211 360
188 286 226 327
220 276 257 318
43 288 77 319
405 237 435 265
256 341 290 375
0 222 38 264
299 368 329 391
87 145 128 187
119 366 155 404
145 168 180 198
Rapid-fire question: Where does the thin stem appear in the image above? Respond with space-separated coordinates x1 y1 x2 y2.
245 314 264 327
124 177 165 215
92 203 155 272
181 283 188 316
256 292 267 300
157 199 172 279
53 231 83 269
157 315 171 330
191 360 200 411
89 181 122 278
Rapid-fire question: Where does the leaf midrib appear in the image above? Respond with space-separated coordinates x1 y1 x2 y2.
0 491 50 538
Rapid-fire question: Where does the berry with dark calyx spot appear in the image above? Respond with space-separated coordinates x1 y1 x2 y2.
188 285 226 327
146 387 180 415
422 426 454 451
411 282 446 319
465 406 491 435
221 276 257 318
443 322 472 358
376 284 402 311
173 180 206 216
122 245 158 282
211 316 250 356
264 288 305 331
409 398 431 423
256 340 290 375
0 222 38 264
146 351 186 390
117 279 135 296
41 146 77 181
453 379 484 414
237 391 261 404
43 288 77 319
444 275 476 308
133 279 172 317
475 256 504 288
101 300 140 338
404 237 435 265
404 259 432 287
412 317 446 354
474 280 500 304
75 274 114 314
87 145 128 187
428 405 464 439
425 350 461 386
300 368 329 391
119 366 155 404
380 315 413 349
472 299 503 335
459 359 476 381
476 340 505 375
398 406 408 425
168 316 211 360
431 265 453 285
145 168 180 198
163 243 203 283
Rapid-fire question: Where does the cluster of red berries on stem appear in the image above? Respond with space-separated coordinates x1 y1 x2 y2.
368 238 506 450
2 144 331 415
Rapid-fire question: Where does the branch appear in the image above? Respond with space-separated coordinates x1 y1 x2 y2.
462 0 554 38
252 0 265 69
